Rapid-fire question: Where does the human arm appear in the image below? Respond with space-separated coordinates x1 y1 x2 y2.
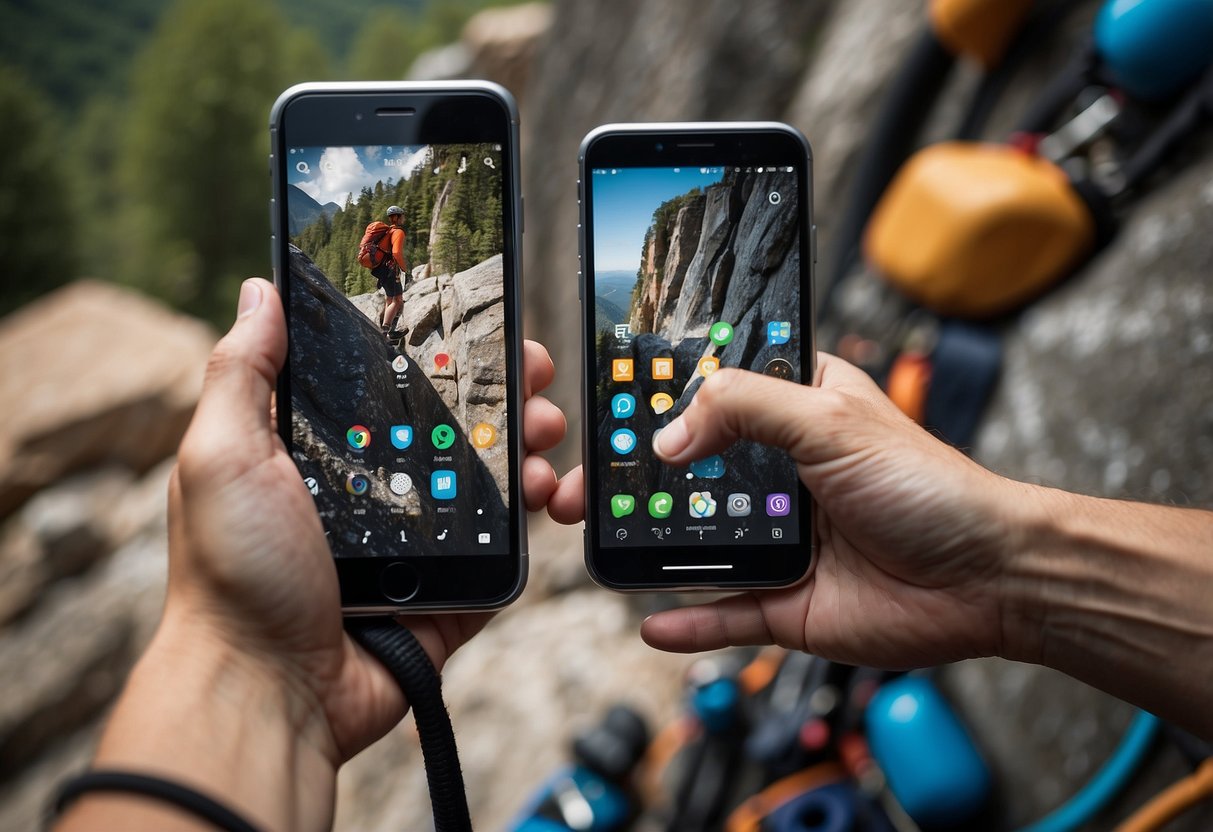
391 227 408 274
56 278 568 831
548 354 1213 739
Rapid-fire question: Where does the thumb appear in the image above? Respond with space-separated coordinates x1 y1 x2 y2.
652 359 882 468
178 279 287 483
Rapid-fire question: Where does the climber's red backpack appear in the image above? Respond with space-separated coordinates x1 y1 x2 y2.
357 221 393 269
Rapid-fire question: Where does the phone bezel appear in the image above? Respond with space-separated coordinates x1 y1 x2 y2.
270 82 527 613
578 123 817 591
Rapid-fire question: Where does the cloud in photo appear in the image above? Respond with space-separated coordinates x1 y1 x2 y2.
296 147 371 207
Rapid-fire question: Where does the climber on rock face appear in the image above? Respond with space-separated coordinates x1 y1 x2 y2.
379 205 409 337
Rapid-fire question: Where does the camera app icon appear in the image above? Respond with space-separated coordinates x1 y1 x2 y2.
726 493 751 517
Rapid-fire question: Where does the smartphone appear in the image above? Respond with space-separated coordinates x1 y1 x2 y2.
270 82 526 612
578 123 816 590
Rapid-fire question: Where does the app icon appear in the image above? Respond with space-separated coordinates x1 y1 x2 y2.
478 532 491 544
431 470 457 500
709 321 734 346
614 323 632 341
772 528 784 539
611 393 636 418
689 455 726 479
346 424 371 450
389 473 413 496
471 422 497 449
431 424 456 450
763 358 794 380
390 425 413 450
434 352 451 371
766 493 791 517
610 494 636 518
651 392 675 414
648 491 673 519
612 358 634 381
651 357 674 379
767 321 791 345
610 428 637 455
303 476 320 496
697 356 720 377
345 473 369 496
392 355 408 373
727 493 751 517
689 491 717 518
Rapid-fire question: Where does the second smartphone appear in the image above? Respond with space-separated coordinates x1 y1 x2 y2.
271 82 526 612
579 123 816 591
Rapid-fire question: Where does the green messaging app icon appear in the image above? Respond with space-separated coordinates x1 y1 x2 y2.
610 494 636 518
709 321 733 346
431 424 456 450
648 491 674 519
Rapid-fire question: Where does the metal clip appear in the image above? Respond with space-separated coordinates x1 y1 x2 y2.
1038 92 1121 163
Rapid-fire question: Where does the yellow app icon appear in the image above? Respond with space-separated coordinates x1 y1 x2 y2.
612 358 634 381
471 422 497 449
651 392 675 414
697 356 720 377
652 357 674 380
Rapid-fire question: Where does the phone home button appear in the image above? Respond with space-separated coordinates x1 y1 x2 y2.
379 563 419 603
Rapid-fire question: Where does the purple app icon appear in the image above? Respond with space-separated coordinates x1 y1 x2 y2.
765 493 791 517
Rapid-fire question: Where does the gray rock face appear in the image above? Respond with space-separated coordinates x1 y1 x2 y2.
287 245 508 553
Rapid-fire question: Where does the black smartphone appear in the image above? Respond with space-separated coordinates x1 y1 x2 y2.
270 82 526 612
578 123 816 591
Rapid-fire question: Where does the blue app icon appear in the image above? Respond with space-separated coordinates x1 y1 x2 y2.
611 393 636 418
431 469 457 500
689 455 726 479
610 428 637 455
767 321 791 345
390 425 413 450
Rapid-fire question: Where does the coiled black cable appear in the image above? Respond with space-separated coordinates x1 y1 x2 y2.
347 618 473 832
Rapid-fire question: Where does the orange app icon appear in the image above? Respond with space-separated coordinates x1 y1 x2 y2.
651 357 674 380
471 422 497 449
612 358 634 381
697 356 720 377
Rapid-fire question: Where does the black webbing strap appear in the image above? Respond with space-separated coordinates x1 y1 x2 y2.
347 618 473 832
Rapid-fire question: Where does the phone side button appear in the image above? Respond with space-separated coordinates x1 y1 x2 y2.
520 195 525 234
578 270 582 300
379 562 420 603
811 223 818 263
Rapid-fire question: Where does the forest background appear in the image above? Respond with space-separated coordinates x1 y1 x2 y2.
0 0 514 322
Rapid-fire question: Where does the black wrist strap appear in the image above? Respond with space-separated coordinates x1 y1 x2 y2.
53 770 263 832
347 617 473 832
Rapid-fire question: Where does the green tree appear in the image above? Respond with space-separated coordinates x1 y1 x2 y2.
118 0 328 323
347 10 414 80
0 68 72 316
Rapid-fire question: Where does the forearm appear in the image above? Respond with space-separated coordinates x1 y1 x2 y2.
57 610 339 832
1001 485 1213 738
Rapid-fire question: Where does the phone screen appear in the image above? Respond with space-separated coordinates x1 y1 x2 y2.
283 141 512 557
582 140 813 585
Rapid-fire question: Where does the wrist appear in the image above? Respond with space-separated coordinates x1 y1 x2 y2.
84 607 339 831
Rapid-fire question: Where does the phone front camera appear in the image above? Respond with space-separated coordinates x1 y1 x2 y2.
355 112 364 121
655 142 664 152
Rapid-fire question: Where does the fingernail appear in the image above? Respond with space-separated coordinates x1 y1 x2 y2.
653 417 690 458
237 280 262 318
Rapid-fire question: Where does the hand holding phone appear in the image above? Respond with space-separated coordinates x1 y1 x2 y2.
271 82 528 612
578 123 817 590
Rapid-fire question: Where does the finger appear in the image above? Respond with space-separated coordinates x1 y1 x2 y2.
522 454 559 512
524 395 566 452
523 340 555 399
651 364 869 468
546 465 586 525
641 590 810 654
179 279 286 482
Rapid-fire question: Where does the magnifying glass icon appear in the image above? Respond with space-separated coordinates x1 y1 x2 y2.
483 157 495 169
296 161 310 174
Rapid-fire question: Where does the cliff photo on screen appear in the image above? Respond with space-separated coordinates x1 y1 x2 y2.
286 143 509 555
593 167 802 506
